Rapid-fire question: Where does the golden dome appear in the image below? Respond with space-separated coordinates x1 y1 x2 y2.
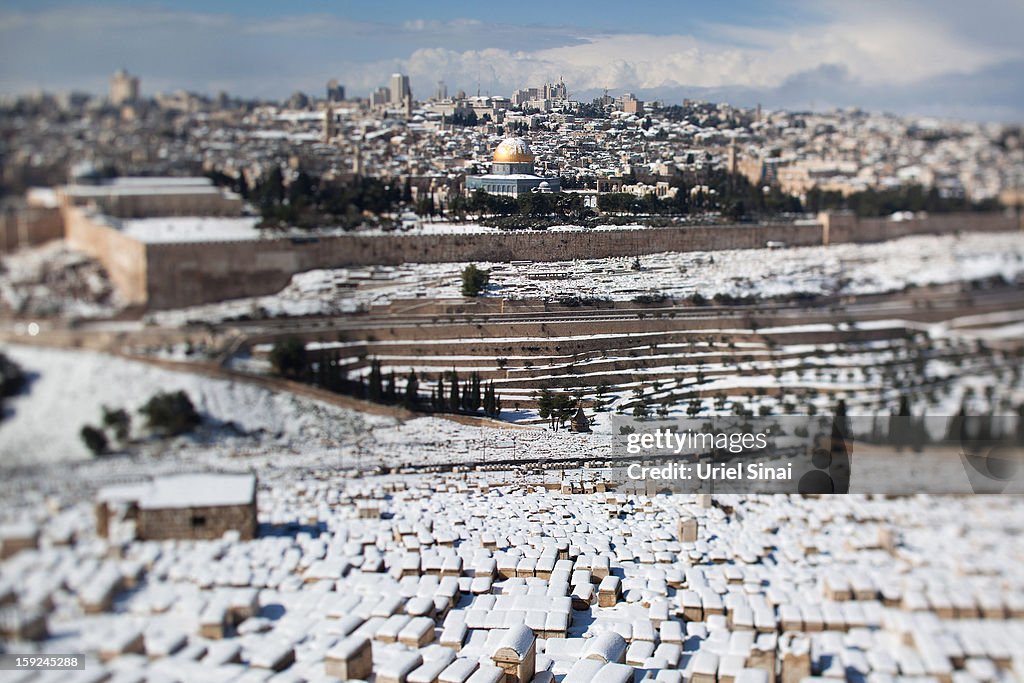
493 137 535 163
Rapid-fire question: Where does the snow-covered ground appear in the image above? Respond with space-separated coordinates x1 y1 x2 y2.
0 344 603 469
1 344 1023 681
0 345 394 465
150 231 1024 325
0 241 119 318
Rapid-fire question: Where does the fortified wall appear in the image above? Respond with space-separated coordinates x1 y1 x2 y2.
0 206 63 253
819 211 1019 244
63 206 148 306
41 208 1024 310
142 221 824 309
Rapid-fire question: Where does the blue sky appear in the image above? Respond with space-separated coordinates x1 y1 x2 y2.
1 1 1022 120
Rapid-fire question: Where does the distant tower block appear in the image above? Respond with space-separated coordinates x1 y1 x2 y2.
326 78 345 102
678 515 699 543
435 80 448 101
110 68 140 105
390 73 411 105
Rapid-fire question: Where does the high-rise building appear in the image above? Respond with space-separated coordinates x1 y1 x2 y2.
389 73 411 106
326 79 345 102
620 93 643 114
371 87 391 106
435 80 448 101
110 69 140 105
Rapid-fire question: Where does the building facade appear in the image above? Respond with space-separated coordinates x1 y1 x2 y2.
110 69 139 105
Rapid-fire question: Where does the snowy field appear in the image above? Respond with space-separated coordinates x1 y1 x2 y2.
0 345 393 465
150 231 1024 324
0 344 600 469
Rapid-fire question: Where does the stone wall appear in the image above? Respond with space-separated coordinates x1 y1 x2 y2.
62 209 1023 310
142 222 824 309
820 210 1018 244
0 207 63 253
137 502 257 541
63 206 148 305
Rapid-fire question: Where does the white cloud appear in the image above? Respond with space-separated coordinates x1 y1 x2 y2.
0 3 1022 118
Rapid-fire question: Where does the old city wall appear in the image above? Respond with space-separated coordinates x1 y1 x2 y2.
0 207 63 253
143 222 823 309
63 206 148 305
61 209 1022 310
822 210 1017 244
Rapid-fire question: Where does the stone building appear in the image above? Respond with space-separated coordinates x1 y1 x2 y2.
96 473 258 541
57 177 242 218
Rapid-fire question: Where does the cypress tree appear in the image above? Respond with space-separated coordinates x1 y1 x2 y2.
368 360 383 402
436 374 446 412
448 371 460 412
384 372 397 404
404 371 419 410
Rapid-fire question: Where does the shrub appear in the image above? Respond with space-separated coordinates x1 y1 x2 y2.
102 406 131 443
270 337 308 380
0 353 26 398
80 425 108 456
139 390 201 437
461 264 490 297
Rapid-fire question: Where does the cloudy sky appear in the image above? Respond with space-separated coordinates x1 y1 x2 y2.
1 0 1023 120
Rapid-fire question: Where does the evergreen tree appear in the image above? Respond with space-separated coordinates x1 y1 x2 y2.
483 382 496 416
435 374 446 412
80 425 108 456
536 388 555 429
553 391 576 430
461 264 490 297
101 405 131 444
403 371 419 410
464 372 482 412
448 371 460 412
368 360 383 403
139 390 201 437
269 338 308 380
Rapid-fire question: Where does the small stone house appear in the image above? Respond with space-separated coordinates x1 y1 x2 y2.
96 473 257 541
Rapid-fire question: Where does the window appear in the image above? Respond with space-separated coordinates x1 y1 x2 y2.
191 515 207 528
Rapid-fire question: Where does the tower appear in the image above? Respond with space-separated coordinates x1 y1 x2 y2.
110 69 139 105
352 144 362 176
323 105 335 143
389 73 411 106
326 79 345 102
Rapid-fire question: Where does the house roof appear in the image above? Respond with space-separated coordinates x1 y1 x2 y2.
99 473 256 509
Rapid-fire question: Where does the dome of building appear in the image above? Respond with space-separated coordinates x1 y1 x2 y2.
493 137 535 163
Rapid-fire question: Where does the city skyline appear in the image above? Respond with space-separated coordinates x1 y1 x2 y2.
0 1 1023 121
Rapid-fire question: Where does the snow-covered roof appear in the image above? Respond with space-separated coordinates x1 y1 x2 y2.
98 473 256 509
119 217 261 243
